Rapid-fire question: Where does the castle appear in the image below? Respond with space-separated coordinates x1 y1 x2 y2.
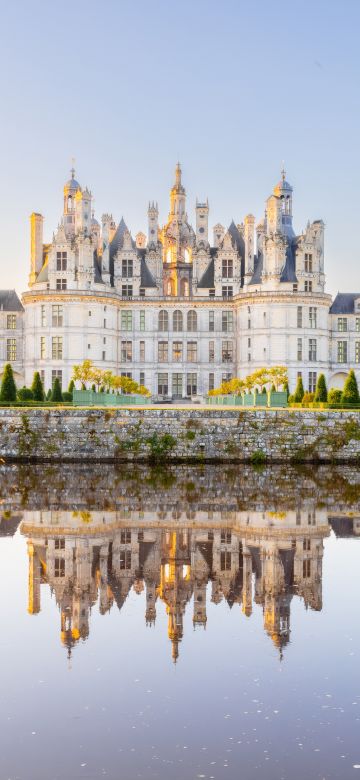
1 164 359 396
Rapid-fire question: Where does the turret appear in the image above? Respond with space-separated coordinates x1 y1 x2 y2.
63 167 81 237
196 199 209 243
213 223 225 247
244 214 255 278
272 167 294 238
148 201 159 244
75 187 92 235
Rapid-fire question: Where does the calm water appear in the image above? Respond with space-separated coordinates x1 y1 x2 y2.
1 463 360 780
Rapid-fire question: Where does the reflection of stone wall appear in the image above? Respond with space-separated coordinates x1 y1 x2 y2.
1 408 360 463
1 463 360 515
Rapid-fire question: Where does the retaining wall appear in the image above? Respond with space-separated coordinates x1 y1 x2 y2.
1 407 360 462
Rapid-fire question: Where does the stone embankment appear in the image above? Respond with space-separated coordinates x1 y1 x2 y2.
1 407 360 462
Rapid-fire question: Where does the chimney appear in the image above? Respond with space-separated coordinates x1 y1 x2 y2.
29 212 44 285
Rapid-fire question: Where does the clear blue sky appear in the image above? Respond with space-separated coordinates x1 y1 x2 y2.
1 0 359 297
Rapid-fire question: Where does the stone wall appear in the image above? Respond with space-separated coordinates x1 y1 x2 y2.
1 407 360 462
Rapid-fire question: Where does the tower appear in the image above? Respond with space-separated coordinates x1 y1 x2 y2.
75 187 92 235
244 214 255 279
272 167 294 238
29 212 44 285
196 199 209 243
148 202 159 244
63 167 81 237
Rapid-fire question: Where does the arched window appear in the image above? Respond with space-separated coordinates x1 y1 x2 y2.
187 310 197 331
180 278 189 297
173 310 183 332
158 310 168 331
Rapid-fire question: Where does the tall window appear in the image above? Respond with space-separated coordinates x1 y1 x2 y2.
172 373 183 397
222 341 233 362
140 341 145 361
122 258 133 277
140 371 145 386
304 280 312 293
303 559 311 578
121 311 133 331
52 336 63 359
337 340 348 363
187 342 197 362
297 338 302 361
41 305 46 327
221 530 232 544
222 311 233 332
7 314 16 329
209 311 214 332
120 529 131 544
309 339 317 361
122 284 133 297
209 341 215 362
140 311 145 331
222 258 233 278
187 310 197 331
222 372 232 382
52 370 62 387
158 373 168 396
158 342 168 362
309 307 317 328
309 371 317 393
304 253 313 273
121 341 132 362
52 304 63 327
209 373 215 391
56 278 67 290
186 373 197 396
158 310 168 331
173 310 183 331
338 317 347 332
40 336 46 359
222 285 233 298
56 251 67 271
356 318 360 332
173 341 182 361
356 342 360 364
6 339 16 361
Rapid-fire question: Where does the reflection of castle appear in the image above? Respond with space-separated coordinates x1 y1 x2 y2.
23 507 329 660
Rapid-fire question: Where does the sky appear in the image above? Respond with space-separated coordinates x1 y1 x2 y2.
0 0 359 298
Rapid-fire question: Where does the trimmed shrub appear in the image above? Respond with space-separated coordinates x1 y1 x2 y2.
341 370 360 405
293 376 305 403
17 386 34 401
91 384 96 393
283 380 290 399
328 388 342 404
31 371 45 402
302 392 315 405
51 377 63 402
271 383 276 392
46 388 52 400
314 373 327 403
68 379 75 396
0 363 17 402
62 391 73 402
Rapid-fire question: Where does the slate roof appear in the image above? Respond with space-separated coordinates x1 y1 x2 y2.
197 258 214 288
330 293 360 314
0 290 24 311
329 516 360 538
280 241 298 283
228 221 244 254
109 217 129 260
249 251 263 285
140 256 157 288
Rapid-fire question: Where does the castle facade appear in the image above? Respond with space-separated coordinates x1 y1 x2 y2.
1 164 359 396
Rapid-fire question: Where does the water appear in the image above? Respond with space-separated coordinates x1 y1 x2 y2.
0 463 360 780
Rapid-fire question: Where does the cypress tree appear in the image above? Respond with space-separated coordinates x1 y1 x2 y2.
51 377 63 402
314 373 328 403
46 388 52 401
0 363 17 402
68 379 75 396
31 371 45 402
293 376 305 402
283 380 290 399
341 370 360 405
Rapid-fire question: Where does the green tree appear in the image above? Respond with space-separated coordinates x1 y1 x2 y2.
31 371 45 402
46 388 52 401
51 377 63 402
314 373 327 403
0 363 17 402
17 386 34 401
328 388 342 404
293 376 305 402
341 370 360 405
68 379 75 396
283 380 290 399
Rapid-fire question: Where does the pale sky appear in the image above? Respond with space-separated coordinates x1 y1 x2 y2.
0 0 359 298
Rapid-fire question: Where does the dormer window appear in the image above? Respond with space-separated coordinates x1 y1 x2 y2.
222 258 233 278
56 251 67 271
304 253 313 273
122 258 133 277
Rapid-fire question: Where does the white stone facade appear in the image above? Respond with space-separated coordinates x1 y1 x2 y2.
1 165 359 395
